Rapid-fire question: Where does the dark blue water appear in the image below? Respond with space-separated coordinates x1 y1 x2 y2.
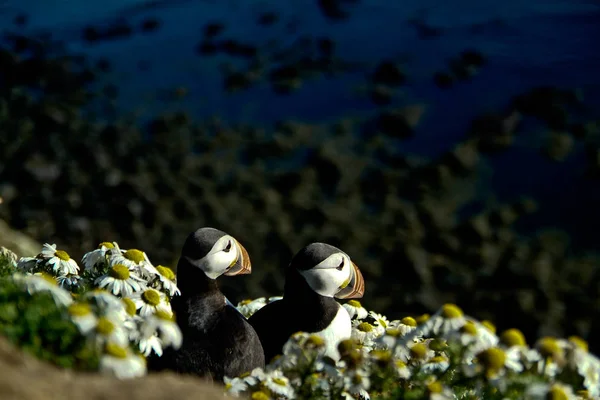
2 0 600 250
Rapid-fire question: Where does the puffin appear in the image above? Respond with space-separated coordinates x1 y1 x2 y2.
148 227 265 381
248 243 365 363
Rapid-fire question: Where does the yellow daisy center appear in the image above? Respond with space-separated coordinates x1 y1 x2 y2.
430 356 447 364
427 381 443 394
415 314 430 325
141 289 161 306
568 336 589 352
385 328 402 337
370 349 392 363
38 272 58 286
306 334 325 347
109 264 130 280
239 299 252 306
461 321 478 335
500 329 526 347
401 316 417 327
358 322 374 332
155 310 175 321
224 383 232 390
68 303 92 317
395 360 407 369
576 390 590 399
537 337 562 358
273 377 287 386
250 391 270 400
347 299 362 308
548 386 569 400
239 371 251 378
105 342 128 359
54 250 71 261
156 265 175 280
477 347 506 375
410 343 429 359
96 317 115 335
338 339 356 353
441 303 464 319
481 320 496 333
99 242 114 249
124 249 145 264
122 298 137 316
429 339 448 352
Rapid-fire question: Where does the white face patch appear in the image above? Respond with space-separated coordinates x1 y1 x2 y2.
185 235 239 279
298 253 352 297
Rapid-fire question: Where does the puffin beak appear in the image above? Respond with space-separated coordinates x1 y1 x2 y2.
335 261 365 299
224 239 252 276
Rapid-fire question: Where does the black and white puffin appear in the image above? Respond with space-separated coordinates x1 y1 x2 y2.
148 227 265 381
248 243 365 363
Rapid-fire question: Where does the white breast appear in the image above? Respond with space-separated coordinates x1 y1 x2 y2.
314 303 352 361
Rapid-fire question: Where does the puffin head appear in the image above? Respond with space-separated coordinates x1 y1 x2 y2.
180 227 251 280
289 243 364 299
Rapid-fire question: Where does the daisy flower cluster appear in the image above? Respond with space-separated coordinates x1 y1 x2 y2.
227 299 600 399
1 242 182 379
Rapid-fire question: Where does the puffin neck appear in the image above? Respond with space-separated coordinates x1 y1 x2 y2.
175 258 221 298
283 268 338 310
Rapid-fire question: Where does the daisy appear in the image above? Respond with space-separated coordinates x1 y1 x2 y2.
67 302 98 335
426 380 454 400
99 342 147 379
394 360 412 379
108 248 158 280
13 273 73 306
39 243 79 275
395 340 435 365
128 288 171 316
82 242 119 273
93 313 130 348
563 337 600 397
351 321 380 349
367 311 389 333
154 265 180 297
136 310 182 356
343 300 368 320
525 382 577 400
136 324 163 357
95 263 145 296
417 303 467 338
343 367 370 396
465 347 507 380
83 289 128 318
535 336 565 377
422 355 450 374
262 369 295 398
389 316 418 336
224 376 249 397
444 319 498 357
236 297 267 319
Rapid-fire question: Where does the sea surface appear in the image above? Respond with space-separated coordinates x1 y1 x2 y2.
1 0 599 250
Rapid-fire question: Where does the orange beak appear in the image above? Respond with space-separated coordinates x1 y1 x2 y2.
335 261 365 299
224 239 252 276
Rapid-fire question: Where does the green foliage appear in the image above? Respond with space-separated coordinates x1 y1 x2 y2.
0 253 16 277
0 276 98 370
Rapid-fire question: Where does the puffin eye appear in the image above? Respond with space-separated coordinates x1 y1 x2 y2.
223 241 232 253
336 259 344 271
